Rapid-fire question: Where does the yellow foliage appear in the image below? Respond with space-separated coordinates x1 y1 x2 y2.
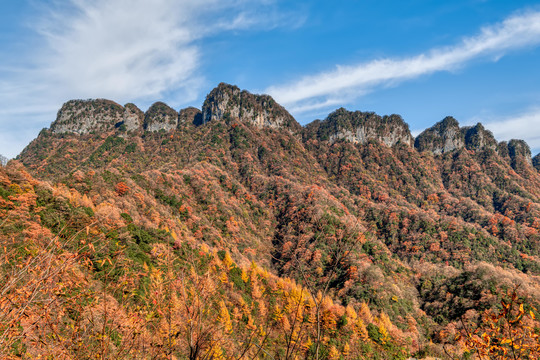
343 343 350 356
302 338 313 352
218 300 233 334
379 324 389 345
212 345 226 360
219 271 228 284
273 304 283 321
355 318 369 341
259 325 266 338
322 309 337 332
378 311 393 332
345 304 357 322
241 268 249 283
359 302 373 323
328 345 340 360
222 251 234 269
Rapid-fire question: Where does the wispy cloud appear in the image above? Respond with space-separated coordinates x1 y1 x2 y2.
0 0 295 158
266 10 540 114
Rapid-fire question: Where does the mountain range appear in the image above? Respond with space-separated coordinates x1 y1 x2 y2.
1 83 539 359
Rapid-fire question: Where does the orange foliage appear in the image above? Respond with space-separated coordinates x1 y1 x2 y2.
115 181 129 196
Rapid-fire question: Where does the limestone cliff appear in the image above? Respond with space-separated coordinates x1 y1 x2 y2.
415 117 465 154
508 139 533 170
179 107 202 126
121 103 144 132
305 108 414 147
143 102 178 132
201 83 300 132
462 123 497 151
50 99 125 134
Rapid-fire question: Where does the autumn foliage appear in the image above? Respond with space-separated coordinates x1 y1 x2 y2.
115 181 129 196
459 288 540 359
5 94 540 359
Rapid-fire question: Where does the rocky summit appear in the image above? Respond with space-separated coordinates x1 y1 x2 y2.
42 83 536 171
304 108 414 147
201 83 301 131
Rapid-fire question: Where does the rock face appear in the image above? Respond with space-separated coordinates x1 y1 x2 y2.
51 99 125 134
498 140 533 168
121 103 144 132
49 99 184 134
462 123 497 151
179 107 202 126
307 108 414 147
143 102 178 132
50 100 145 134
201 83 301 132
415 117 465 154
39 85 540 168
508 139 533 169
533 153 540 171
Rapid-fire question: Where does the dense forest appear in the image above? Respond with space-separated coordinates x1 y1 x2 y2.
1 83 539 359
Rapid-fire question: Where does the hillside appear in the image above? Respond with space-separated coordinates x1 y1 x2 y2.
2 83 539 359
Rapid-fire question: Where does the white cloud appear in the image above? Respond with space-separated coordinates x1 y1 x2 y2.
0 0 294 158
266 10 540 114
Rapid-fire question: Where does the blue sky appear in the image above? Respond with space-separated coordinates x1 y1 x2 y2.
1 0 540 158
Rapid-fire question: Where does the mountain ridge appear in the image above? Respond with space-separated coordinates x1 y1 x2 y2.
43 83 537 166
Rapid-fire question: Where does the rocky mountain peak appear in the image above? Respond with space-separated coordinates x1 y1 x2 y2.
462 123 497 150
413 117 536 171
179 107 202 126
49 99 147 135
306 108 414 147
201 83 300 131
50 99 125 134
508 139 532 158
415 116 465 154
507 139 533 169
49 98 185 135
143 102 178 132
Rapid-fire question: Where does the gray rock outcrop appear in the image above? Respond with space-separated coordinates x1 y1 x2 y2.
306 108 414 147
415 117 465 154
143 102 178 132
51 99 125 134
201 83 300 132
179 107 202 126
462 123 497 150
121 103 144 132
